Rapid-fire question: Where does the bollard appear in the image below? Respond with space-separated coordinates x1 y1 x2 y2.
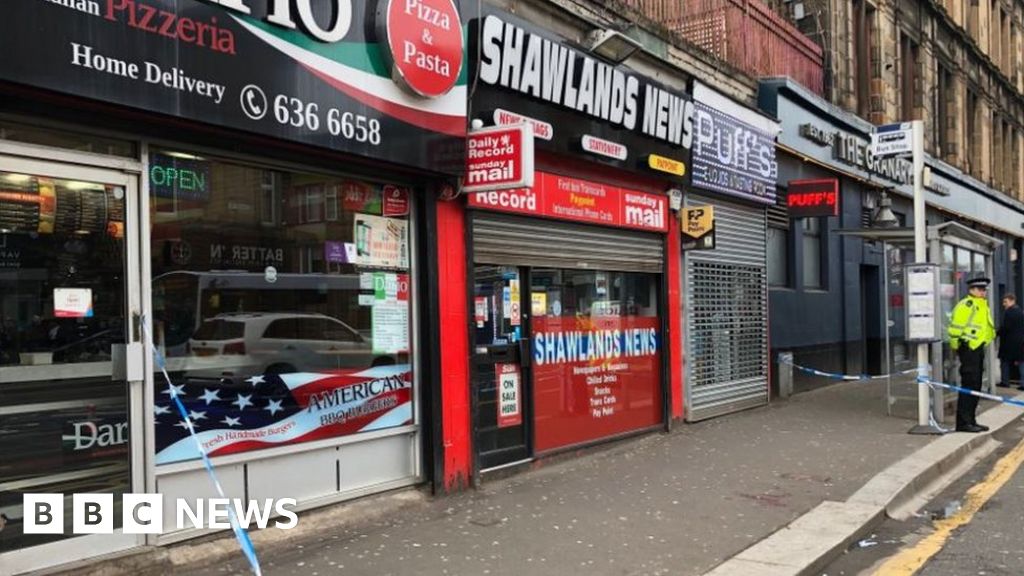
778 352 793 399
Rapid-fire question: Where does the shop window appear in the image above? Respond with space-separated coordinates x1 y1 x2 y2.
767 190 791 288
802 217 825 289
0 168 130 553
768 226 790 287
306 185 323 223
260 171 277 226
325 185 339 221
940 244 956 331
526 268 661 452
149 149 413 466
0 119 136 158
956 246 972 295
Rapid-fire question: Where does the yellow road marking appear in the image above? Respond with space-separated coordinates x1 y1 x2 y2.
873 434 1024 576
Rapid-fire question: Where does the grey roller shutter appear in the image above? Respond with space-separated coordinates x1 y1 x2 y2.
684 194 769 421
472 212 664 273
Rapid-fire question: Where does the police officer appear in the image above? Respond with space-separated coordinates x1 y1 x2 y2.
948 276 997 432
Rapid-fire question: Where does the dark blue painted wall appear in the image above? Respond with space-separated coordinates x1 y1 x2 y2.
767 151 1023 376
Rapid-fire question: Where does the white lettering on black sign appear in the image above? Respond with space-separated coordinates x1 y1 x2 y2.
478 15 695 149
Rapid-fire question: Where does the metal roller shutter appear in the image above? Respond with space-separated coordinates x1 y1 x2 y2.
471 212 664 273
684 194 769 421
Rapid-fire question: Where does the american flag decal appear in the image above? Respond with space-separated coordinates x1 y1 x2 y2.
155 365 413 465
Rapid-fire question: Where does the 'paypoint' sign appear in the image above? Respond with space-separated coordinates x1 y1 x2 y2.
681 206 715 250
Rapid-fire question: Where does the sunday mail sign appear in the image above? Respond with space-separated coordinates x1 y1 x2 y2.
464 123 535 192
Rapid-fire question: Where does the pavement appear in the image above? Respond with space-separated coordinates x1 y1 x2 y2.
48 377 1024 576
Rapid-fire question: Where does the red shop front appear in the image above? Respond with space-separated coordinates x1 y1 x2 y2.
465 169 673 470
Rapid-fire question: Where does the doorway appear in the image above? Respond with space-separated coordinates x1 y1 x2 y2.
861 264 882 375
0 155 145 574
471 265 531 471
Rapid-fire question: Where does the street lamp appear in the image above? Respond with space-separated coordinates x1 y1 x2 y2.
582 28 643 64
871 192 899 228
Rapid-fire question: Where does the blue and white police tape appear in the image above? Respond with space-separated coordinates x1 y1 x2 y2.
143 319 263 576
918 376 1024 408
777 355 919 381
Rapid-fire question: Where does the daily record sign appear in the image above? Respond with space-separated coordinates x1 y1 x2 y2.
464 123 535 193
870 123 913 157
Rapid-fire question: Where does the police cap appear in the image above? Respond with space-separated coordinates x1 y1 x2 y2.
966 276 991 289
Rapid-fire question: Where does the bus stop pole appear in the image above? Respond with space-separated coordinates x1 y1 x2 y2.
909 120 942 434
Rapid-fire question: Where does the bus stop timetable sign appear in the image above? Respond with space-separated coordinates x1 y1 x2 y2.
871 123 913 158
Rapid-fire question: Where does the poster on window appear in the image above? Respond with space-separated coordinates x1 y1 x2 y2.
496 363 523 427
54 288 94 318
370 272 409 354
531 315 661 452
354 214 409 269
372 302 409 354
154 365 413 465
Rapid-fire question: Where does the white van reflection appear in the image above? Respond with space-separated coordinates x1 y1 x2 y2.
183 312 393 382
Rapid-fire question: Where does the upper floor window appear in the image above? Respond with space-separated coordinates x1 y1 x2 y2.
899 31 919 121
854 0 876 118
935 63 953 159
966 90 980 176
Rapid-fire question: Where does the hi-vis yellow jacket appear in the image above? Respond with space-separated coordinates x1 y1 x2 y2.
948 295 996 350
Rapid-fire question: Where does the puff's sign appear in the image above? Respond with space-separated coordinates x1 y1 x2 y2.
786 179 840 218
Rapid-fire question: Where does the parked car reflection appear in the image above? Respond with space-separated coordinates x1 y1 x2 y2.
181 312 393 383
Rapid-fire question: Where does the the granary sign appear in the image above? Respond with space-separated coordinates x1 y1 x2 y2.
798 123 912 185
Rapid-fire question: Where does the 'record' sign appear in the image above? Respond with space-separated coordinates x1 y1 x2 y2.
468 172 668 232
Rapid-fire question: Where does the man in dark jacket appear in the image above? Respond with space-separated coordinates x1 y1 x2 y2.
998 294 1024 389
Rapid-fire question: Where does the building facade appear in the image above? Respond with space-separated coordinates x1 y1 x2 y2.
622 0 1024 396
0 1 468 573
426 0 783 489
760 79 1024 405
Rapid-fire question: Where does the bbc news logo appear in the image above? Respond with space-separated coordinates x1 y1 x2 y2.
23 494 298 534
